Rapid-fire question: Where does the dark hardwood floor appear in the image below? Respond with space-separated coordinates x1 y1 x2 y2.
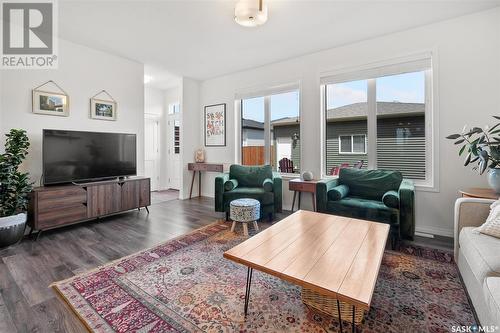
0 196 452 333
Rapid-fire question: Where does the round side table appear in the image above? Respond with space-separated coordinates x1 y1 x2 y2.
229 198 260 236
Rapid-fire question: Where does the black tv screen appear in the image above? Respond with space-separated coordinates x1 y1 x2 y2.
43 129 137 185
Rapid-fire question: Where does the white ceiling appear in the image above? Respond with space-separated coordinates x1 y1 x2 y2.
59 0 500 86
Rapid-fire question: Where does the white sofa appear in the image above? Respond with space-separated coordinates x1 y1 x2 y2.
455 197 500 326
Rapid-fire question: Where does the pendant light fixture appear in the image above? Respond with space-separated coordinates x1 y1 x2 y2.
234 0 268 27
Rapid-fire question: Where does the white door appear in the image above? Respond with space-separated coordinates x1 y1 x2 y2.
144 117 160 191
276 137 292 162
167 114 181 190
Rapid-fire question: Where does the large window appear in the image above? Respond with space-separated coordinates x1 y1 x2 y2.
324 61 431 184
241 90 300 173
326 79 369 173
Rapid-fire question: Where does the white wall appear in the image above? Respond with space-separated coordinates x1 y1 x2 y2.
144 86 165 190
180 78 201 199
165 86 181 111
1 39 145 185
0 70 3 151
197 7 500 236
145 87 165 117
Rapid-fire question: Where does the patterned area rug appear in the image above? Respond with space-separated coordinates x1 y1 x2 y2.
52 221 477 332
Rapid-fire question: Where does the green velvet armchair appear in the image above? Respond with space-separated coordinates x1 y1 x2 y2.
316 168 415 248
215 165 282 221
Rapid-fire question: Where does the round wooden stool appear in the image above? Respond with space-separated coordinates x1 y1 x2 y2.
229 198 260 236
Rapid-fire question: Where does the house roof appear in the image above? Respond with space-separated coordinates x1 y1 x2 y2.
326 102 425 121
242 102 425 128
242 118 264 130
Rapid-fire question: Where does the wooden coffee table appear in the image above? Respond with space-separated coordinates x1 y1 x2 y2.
223 210 389 332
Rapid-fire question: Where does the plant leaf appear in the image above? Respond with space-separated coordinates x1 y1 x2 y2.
446 134 461 140
459 145 467 156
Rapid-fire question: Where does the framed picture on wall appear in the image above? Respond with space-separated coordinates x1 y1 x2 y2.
90 98 117 121
204 103 226 147
32 90 69 117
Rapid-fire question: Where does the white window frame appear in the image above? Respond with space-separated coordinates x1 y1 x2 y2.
338 134 367 154
320 52 437 191
236 83 301 175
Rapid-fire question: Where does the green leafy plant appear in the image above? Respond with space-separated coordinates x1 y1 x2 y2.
446 116 500 174
0 129 33 217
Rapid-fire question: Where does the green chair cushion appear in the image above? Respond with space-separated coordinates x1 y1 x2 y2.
224 179 238 191
382 190 400 209
223 187 275 206
262 178 273 192
229 165 273 188
327 185 349 201
327 197 399 225
339 168 403 200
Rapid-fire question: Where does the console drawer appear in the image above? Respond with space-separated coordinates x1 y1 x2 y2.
37 187 87 212
37 204 88 229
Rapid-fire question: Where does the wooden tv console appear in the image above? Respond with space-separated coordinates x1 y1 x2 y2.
28 177 151 238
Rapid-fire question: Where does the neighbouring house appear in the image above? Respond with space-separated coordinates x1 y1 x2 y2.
242 101 425 178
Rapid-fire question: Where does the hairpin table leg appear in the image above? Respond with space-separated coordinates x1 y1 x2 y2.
244 267 253 316
337 299 343 333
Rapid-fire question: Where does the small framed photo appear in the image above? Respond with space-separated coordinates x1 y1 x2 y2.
204 103 226 147
90 98 117 121
32 90 69 116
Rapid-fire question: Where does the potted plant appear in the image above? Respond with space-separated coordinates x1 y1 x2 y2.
0 129 33 248
447 116 500 193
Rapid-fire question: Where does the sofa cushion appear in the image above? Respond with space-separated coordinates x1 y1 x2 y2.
224 179 238 191
223 187 274 206
477 200 500 239
382 190 400 209
339 168 403 201
328 185 349 201
229 165 273 188
484 277 500 327
327 197 399 225
459 227 500 283
262 178 274 192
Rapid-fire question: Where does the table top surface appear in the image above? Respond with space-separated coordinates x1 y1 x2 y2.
460 187 499 200
223 210 390 309
289 178 319 183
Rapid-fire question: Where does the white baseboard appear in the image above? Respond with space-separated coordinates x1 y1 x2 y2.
415 225 453 238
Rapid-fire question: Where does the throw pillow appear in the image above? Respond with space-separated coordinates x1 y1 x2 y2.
262 178 274 192
476 200 500 238
328 185 349 201
224 179 238 191
382 190 400 209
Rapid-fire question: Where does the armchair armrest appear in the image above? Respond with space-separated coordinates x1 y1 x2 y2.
398 179 415 240
316 178 339 213
454 198 494 260
214 172 230 212
272 172 282 212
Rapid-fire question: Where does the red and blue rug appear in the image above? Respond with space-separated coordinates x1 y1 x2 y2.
52 221 476 332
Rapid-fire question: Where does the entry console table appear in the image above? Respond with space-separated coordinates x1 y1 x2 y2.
188 163 223 199
28 177 151 239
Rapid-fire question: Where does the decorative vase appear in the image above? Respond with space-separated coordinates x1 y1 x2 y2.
195 149 205 163
302 171 313 181
0 213 27 248
487 168 500 194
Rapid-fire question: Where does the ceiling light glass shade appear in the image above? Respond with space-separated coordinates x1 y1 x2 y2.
234 0 268 27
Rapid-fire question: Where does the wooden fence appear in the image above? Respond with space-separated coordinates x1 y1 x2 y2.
241 146 276 167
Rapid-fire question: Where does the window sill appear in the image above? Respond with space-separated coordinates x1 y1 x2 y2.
279 173 301 180
414 183 439 193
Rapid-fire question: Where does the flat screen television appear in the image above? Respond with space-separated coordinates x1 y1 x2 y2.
43 129 137 185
